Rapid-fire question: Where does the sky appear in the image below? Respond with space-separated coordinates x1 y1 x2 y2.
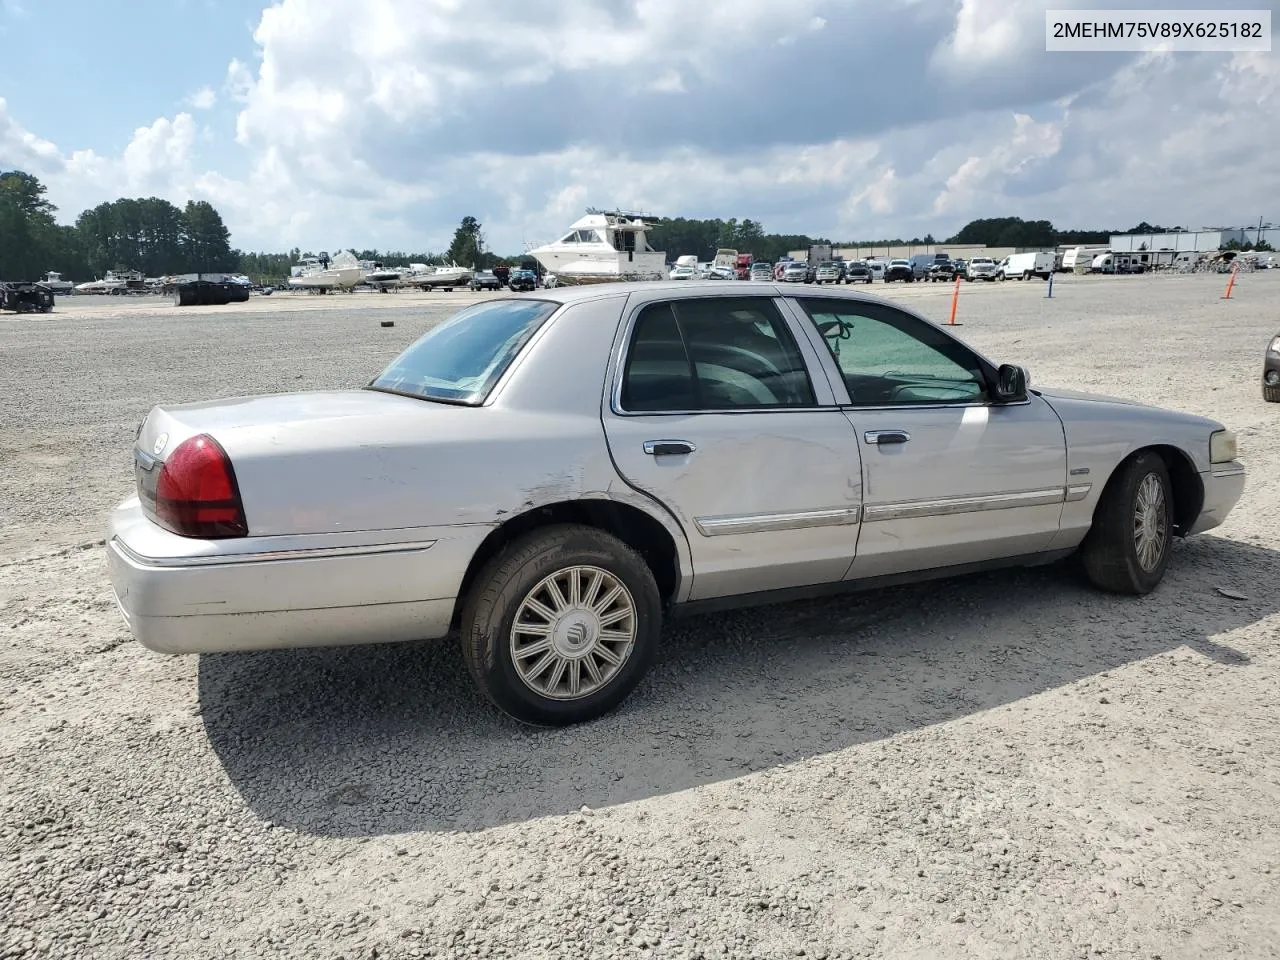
0 0 1277 255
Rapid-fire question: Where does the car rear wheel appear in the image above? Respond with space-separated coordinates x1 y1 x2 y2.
1080 451 1173 595
460 524 662 726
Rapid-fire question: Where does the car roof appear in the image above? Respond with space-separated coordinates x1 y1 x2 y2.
504 280 931 313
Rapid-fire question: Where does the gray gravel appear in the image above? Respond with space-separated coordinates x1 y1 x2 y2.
2 274 1279 959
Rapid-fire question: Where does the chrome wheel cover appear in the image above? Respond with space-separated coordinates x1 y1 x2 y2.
1133 472 1169 572
509 565 637 701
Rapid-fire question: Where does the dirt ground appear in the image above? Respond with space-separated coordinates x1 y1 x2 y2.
2 273 1278 959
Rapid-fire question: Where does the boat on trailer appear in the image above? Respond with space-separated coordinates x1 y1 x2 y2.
527 210 667 285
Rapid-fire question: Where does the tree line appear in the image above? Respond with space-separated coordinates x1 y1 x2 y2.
6 167 1265 285
0 171 236 281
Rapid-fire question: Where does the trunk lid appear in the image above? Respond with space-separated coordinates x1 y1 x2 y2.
133 390 480 534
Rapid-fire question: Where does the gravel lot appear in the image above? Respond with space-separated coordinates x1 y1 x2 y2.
2 274 1279 959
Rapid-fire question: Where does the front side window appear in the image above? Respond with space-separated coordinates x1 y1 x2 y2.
620 297 816 412
795 299 987 406
369 299 557 404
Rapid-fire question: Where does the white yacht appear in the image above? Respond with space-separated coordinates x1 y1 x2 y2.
287 251 364 291
527 211 666 283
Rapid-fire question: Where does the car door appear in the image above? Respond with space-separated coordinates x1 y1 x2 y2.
785 296 1068 580
601 293 863 601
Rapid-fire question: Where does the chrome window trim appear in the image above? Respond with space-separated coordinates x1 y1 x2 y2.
112 537 438 569
694 506 860 537
607 294 836 416
863 487 1065 522
843 398 1032 412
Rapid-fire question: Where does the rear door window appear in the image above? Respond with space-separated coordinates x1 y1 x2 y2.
620 297 817 411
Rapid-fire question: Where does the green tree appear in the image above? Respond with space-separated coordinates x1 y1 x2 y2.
0 171 60 279
182 200 234 271
447 216 484 267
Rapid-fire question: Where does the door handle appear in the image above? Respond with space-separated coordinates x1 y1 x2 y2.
643 439 696 457
864 429 910 445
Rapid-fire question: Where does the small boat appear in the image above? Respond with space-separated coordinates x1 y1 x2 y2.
527 210 667 284
364 264 408 290
287 251 364 291
74 269 144 295
403 263 474 291
38 271 75 295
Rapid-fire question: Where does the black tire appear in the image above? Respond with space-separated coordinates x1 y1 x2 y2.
1264 384 1280 402
1080 451 1174 595
460 524 663 726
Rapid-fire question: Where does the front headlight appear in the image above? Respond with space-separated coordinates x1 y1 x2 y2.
1268 334 1280 354
1210 429 1238 464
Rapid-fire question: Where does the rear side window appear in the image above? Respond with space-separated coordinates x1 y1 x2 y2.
620 304 697 412
369 299 557 404
620 297 816 412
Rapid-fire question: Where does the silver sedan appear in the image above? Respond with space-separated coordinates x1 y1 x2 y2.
107 283 1245 725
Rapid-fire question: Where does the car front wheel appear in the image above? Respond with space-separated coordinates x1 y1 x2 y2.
460 524 662 725
1080 451 1173 595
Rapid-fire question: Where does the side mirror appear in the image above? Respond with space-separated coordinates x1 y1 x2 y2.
994 364 1028 403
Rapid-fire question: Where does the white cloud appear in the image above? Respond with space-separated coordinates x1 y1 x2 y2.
224 58 255 103
187 86 217 110
0 98 63 176
649 69 686 94
932 113 1063 215
3 0 1280 252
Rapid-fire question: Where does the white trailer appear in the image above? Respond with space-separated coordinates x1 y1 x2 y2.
1062 246 1109 271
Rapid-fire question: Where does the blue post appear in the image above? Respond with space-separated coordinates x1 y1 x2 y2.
1045 271 1055 298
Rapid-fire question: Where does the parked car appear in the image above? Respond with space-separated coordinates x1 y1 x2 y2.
910 252 949 279
865 260 887 281
780 261 809 282
749 262 773 281
1264 331 1280 402
927 260 959 282
707 264 737 281
669 265 699 280
469 270 503 292
951 259 968 276
106 284 1245 726
842 260 873 284
966 257 998 281
883 260 914 282
814 261 843 284
508 268 537 292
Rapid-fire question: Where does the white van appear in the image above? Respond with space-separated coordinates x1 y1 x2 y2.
998 251 1055 280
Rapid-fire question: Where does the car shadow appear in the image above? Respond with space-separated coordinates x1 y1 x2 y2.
199 535 1275 837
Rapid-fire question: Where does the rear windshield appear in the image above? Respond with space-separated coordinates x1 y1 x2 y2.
368 298 558 404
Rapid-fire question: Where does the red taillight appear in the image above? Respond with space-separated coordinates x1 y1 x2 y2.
154 434 248 538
